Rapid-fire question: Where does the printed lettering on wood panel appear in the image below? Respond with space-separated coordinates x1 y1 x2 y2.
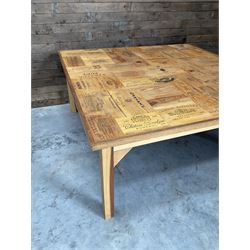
59 45 218 144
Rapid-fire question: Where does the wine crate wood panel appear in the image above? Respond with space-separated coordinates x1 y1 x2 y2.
59 44 218 151
60 44 218 219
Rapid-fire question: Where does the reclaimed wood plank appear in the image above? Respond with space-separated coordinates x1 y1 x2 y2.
32 84 68 107
32 1 218 106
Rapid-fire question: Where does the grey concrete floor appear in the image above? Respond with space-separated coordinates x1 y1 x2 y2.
32 104 218 250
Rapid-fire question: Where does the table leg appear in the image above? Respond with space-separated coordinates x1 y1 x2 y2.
67 81 77 113
100 147 114 219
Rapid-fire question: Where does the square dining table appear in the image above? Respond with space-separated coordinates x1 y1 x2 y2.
59 44 218 219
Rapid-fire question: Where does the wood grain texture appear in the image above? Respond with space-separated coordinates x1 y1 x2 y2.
100 147 114 219
59 44 218 150
113 148 132 167
67 81 77 112
32 1 218 107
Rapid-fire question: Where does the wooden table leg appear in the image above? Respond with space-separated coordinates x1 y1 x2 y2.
100 147 114 219
67 81 77 113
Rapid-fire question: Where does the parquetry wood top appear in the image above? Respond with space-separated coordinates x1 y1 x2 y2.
59 44 218 150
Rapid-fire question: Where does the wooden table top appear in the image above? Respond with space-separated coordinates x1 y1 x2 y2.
59 44 218 150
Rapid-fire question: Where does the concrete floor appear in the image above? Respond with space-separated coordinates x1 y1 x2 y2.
32 104 218 250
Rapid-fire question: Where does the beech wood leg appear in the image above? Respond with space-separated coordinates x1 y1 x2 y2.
67 81 77 113
100 147 114 219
